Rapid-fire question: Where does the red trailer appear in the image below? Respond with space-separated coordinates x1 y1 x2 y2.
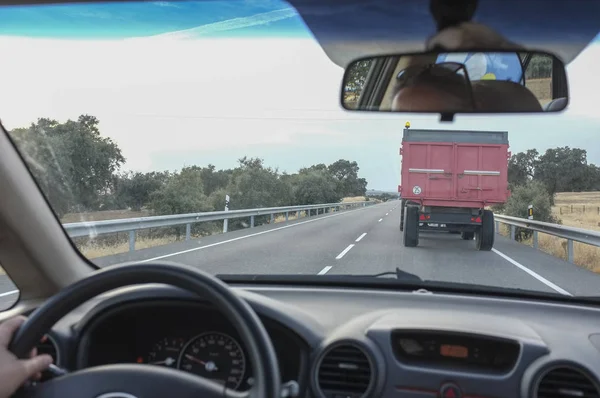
398 128 510 251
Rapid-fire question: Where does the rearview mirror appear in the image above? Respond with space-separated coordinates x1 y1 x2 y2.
341 50 568 119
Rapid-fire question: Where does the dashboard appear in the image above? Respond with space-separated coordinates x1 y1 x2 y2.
36 283 600 398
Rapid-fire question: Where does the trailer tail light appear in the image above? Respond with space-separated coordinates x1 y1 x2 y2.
419 214 430 221
471 216 482 223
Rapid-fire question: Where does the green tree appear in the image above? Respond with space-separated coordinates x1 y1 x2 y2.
150 167 210 215
9 115 125 217
503 180 560 241
228 157 290 210
535 147 589 196
199 164 231 197
328 159 368 197
508 149 538 188
343 59 373 108
293 170 341 205
150 167 213 238
525 54 552 79
113 171 170 211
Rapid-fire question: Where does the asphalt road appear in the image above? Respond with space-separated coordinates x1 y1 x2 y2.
1 200 600 309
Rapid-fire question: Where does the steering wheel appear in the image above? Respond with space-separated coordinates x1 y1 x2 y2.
8 262 281 398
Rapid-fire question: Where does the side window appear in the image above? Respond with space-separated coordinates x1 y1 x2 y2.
343 59 373 109
524 54 553 108
0 265 19 311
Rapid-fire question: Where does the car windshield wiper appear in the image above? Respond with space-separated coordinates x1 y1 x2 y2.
363 267 423 282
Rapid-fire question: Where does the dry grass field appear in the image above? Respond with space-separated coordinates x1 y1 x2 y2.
526 77 552 107
499 192 600 272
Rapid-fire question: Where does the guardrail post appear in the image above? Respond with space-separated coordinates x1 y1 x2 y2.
285 211 289 221
250 215 255 228
186 223 191 240
510 225 515 241
533 231 538 249
129 230 135 252
270 214 274 224
223 194 230 233
495 221 499 233
568 240 574 263
297 210 302 219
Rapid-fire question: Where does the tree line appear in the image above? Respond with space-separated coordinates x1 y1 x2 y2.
497 146 600 239
508 146 600 198
9 115 369 227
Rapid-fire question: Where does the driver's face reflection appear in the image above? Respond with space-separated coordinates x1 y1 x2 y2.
391 85 473 112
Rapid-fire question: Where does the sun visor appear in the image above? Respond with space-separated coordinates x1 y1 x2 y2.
289 0 600 68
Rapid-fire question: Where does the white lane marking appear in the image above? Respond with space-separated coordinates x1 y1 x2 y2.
0 289 18 298
355 233 367 242
318 266 332 275
386 213 389 216
136 205 378 263
492 248 572 296
336 244 355 260
378 218 383 222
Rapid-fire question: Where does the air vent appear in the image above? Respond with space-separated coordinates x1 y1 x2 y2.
536 367 600 398
316 344 373 398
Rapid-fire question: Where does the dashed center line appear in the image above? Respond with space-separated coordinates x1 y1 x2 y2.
336 244 355 259
356 232 367 242
318 266 332 275
378 218 383 222
386 213 389 215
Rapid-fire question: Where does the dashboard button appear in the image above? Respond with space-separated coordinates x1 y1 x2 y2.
439 383 461 398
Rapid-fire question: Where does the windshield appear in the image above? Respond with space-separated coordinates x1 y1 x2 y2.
2 0 600 299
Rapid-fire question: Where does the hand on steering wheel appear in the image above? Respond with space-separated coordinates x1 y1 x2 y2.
7 262 280 398
0 316 53 398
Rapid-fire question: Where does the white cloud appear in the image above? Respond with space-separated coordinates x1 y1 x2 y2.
148 8 298 39
152 1 181 7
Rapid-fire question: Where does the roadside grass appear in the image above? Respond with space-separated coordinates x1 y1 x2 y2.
61 209 151 223
81 236 180 259
342 196 367 203
498 191 600 273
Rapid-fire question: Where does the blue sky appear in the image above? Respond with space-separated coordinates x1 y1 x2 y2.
0 1 306 38
0 0 598 191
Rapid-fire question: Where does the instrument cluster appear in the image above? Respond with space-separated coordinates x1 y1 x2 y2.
78 301 305 391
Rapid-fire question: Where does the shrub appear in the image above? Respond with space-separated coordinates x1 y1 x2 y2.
503 180 561 241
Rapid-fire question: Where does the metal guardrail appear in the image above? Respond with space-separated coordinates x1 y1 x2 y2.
63 201 375 252
494 214 600 263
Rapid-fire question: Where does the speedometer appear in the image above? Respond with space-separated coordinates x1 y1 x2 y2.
177 332 246 390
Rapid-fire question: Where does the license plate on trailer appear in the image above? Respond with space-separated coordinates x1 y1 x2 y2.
428 223 439 227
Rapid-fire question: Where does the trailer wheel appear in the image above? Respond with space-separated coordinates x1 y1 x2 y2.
461 231 475 240
476 210 495 251
399 199 405 231
403 206 419 247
